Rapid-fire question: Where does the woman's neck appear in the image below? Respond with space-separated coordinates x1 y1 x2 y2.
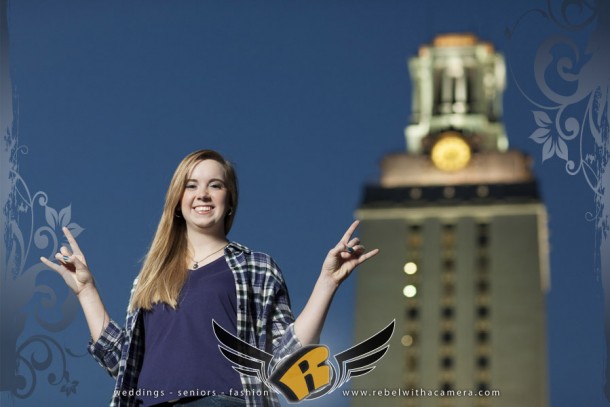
186 229 229 259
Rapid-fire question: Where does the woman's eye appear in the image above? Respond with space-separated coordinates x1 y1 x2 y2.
185 184 196 189
211 183 223 189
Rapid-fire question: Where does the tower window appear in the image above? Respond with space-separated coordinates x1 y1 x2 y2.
441 307 454 319
401 335 415 347
407 355 418 370
477 280 489 292
403 285 417 298
442 224 455 232
477 356 489 368
404 261 418 275
442 230 455 247
441 356 453 369
477 330 489 343
441 331 454 343
477 306 489 318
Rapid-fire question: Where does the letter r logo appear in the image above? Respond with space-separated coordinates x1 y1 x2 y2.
269 346 331 402
213 319 395 403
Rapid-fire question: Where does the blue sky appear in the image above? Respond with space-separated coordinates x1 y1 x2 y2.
3 1 608 406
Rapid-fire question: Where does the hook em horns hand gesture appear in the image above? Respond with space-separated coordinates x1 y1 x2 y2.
321 220 379 287
293 220 379 345
40 227 94 296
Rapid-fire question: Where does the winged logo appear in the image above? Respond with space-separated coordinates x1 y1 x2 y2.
213 319 395 402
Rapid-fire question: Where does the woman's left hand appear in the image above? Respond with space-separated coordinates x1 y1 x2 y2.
320 220 379 287
294 220 380 345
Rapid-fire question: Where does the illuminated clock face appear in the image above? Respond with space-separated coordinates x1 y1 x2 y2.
430 133 471 171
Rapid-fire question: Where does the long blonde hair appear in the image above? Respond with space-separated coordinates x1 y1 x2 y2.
129 150 238 311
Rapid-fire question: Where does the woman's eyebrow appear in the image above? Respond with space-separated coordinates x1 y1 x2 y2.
185 178 225 183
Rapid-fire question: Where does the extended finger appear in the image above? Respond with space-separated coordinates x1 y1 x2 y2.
41 256 69 274
63 227 82 255
340 220 360 244
355 248 380 264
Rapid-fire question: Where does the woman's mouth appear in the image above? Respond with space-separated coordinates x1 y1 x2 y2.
193 205 213 214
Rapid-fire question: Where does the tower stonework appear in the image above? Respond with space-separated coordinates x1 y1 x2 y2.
352 34 549 407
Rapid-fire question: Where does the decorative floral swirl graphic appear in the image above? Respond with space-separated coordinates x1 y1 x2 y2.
509 0 610 400
508 0 603 194
2 146 85 399
15 335 80 398
1 0 86 401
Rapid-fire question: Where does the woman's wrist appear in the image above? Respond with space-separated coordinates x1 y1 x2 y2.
77 282 98 301
317 272 340 294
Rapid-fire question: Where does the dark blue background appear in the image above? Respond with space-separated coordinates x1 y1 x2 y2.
3 1 606 406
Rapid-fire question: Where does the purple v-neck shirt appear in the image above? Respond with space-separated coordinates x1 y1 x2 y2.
137 256 242 406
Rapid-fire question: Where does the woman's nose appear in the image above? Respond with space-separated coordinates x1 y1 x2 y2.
197 187 210 200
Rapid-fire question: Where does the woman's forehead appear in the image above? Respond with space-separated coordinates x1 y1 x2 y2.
188 159 226 179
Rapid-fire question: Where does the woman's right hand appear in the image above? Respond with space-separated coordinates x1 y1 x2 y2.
40 226 94 296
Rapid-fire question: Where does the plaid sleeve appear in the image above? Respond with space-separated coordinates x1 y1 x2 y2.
266 257 302 361
87 319 125 378
273 322 301 360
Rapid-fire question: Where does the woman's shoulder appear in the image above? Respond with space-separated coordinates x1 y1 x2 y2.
228 241 270 257
228 241 281 269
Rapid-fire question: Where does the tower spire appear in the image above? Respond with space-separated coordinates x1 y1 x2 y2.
405 33 508 170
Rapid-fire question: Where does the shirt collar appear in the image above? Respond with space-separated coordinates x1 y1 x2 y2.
225 241 251 255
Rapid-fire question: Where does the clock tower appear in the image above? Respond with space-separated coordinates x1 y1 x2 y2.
352 34 549 407
406 33 508 166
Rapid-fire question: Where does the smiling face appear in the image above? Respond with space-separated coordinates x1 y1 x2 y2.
180 159 230 238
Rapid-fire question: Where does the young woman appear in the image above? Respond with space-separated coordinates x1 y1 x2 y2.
40 150 379 407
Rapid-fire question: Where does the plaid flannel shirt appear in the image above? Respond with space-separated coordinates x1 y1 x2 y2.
88 242 302 407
